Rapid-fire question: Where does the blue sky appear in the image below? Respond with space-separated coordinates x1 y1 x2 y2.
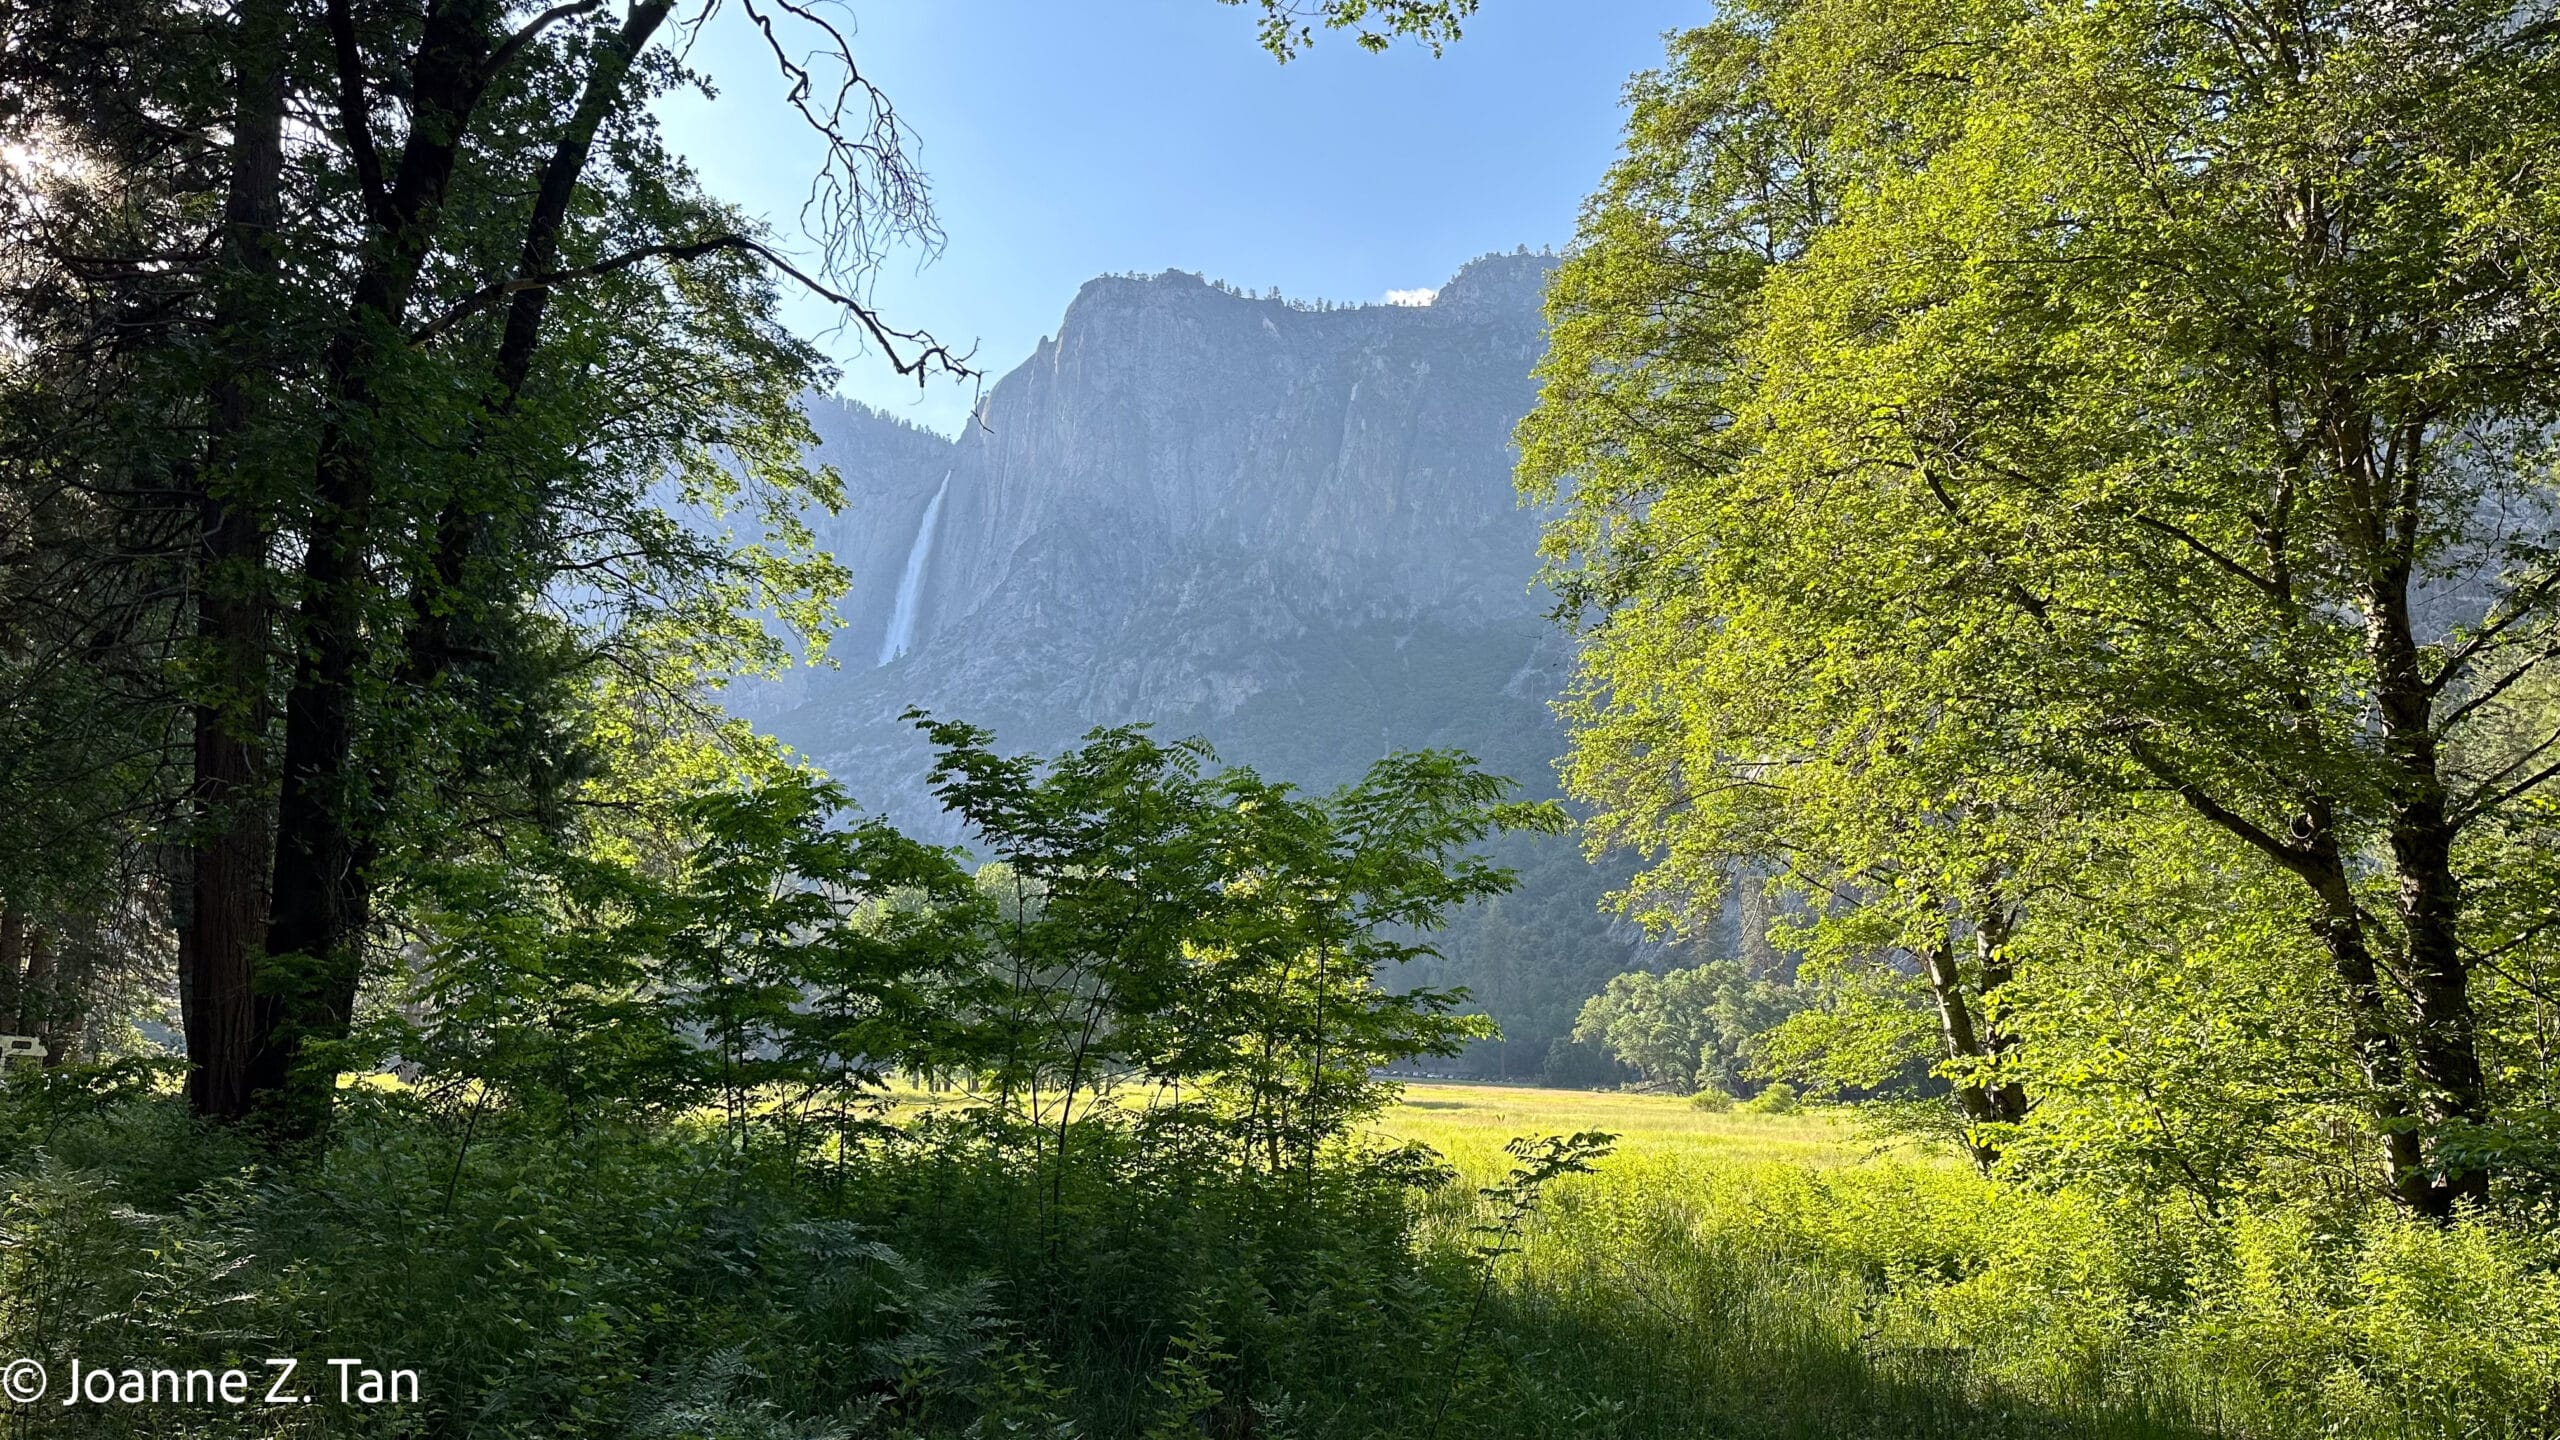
655 1 1700 434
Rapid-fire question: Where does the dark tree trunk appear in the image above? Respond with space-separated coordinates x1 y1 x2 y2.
285 0 675 1106
2395 817 2488 1208
254 0 500 1128
182 0 287 1120
187 705 269 1113
18 927 54 1041
253 0 671 1129
2366 556 2490 1211
0 906 24 1035
2299 835 2442 1216
2131 734 2459 1215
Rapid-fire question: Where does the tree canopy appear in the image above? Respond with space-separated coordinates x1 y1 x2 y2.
0 0 1483 1133
1524 0 2560 1213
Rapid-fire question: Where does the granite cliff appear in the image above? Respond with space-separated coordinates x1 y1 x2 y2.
739 251 1690 1078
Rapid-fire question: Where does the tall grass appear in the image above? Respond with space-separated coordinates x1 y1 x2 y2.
2 1076 2553 1438
1384 1086 2560 1440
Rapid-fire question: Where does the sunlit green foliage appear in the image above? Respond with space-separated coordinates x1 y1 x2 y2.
1571 961 1803 1095
1523 0 2560 1212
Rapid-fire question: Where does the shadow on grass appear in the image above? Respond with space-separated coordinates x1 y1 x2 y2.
1465 1283 2209 1440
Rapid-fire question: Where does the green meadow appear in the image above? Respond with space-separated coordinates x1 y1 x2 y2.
1372 1084 2559 1440
6 1070 2556 1438
1383 1079 1874 1173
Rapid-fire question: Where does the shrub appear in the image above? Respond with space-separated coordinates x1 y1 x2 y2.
1743 1081 1802 1115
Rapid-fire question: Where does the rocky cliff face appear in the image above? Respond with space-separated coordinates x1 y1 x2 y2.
751 252 1567 815
738 252 1671 1078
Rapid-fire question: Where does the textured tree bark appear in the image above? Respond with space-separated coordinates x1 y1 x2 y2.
184 0 287 1121
2366 558 2490 1211
255 0 502 1128
0 905 23 1035
18 927 54 1040
1922 930 2005 1172
1972 903 2031 1126
188 702 268 1114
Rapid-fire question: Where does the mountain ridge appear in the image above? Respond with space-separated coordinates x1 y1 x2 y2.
738 250 1671 1079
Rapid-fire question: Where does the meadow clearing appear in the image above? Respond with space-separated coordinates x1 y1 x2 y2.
1365 1082 2559 1440
1380 1079 1876 1172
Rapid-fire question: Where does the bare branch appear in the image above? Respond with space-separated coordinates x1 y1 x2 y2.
488 0 607 76
409 233 974 381
2453 720 2560 827
728 0 942 286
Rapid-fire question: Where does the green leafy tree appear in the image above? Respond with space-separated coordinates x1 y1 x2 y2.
0 0 1485 1136
1570 961 1801 1095
390 769 986 1142
915 716 1559 1174
1524 0 2560 1214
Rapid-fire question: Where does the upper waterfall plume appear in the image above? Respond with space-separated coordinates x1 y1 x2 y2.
876 470 950 666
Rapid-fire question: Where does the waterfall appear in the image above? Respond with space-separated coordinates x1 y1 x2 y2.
876 471 950 666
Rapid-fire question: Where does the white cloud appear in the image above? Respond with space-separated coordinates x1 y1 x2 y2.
1382 287 1438 307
